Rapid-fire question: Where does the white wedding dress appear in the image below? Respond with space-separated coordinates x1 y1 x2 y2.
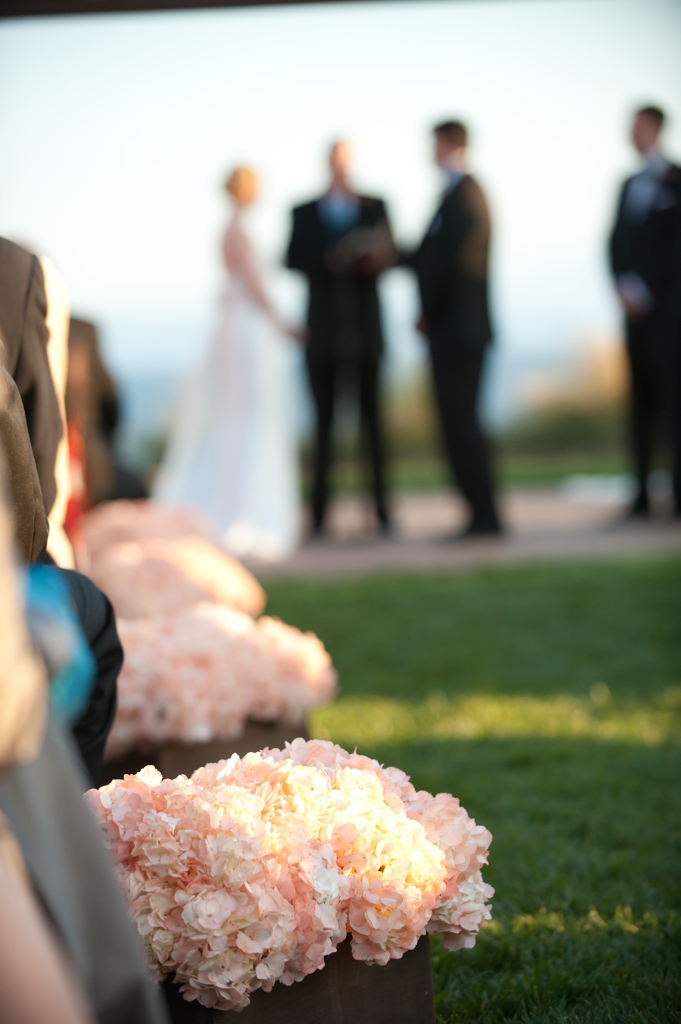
153 225 299 561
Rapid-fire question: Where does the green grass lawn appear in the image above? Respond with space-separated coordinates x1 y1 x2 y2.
305 449 629 494
264 559 681 1023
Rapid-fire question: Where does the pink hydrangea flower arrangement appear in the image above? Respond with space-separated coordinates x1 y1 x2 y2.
79 501 267 620
87 739 493 1011
76 502 336 759
106 605 337 759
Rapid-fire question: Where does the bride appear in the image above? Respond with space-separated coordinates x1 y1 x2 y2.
154 166 301 560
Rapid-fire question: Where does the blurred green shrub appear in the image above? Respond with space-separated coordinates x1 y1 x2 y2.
500 403 625 454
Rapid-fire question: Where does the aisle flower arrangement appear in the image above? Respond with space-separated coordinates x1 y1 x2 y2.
79 502 337 760
80 500 217 554
79 501 266 619
107 605 337 758
87 739 493 1012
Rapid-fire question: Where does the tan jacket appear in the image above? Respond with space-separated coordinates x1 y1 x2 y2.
0 237 62 516
0 363 49 562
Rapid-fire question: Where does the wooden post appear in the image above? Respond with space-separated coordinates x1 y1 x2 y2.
98 720 309 785
162 934 436 1024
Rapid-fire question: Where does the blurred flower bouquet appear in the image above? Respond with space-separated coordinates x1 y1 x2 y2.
79 501 267 619
87 739 493 1012
77 502 336 760
108 605 336 758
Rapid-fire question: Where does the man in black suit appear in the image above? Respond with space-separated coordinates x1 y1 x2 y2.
407 121 500 537
287 141 396 536
609 105 681 517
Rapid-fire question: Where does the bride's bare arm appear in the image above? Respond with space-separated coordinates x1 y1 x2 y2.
223 227 289 334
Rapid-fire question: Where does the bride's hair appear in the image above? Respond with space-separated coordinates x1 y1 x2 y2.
225 166 258 204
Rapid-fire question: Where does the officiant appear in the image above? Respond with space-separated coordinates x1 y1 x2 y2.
287 141 397 537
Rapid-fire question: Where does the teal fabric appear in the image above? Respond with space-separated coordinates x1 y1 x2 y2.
24 564 95 724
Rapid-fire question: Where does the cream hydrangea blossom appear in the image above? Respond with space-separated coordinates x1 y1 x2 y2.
428 871 495 950
87 742 493 1011
267 739 494 953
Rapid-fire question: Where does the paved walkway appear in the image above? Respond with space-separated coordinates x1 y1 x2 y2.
252 488 681 579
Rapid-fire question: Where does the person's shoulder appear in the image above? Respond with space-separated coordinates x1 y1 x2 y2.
358 194 386 209
0 236 28 257
223 220 247 250
0 239 40 327
0 237 35 277
459 174 485 196
618 170 639 190
441 176 481 210
292 199 321 216
665 163 681 186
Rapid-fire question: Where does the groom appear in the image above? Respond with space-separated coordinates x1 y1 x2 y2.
287 141 396 536
407 120 501 537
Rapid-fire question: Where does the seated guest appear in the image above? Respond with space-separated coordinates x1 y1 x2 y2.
67 316 147 515
0 243 122 785
41 253 75 569
0 466 92 1024
0 349 120 784
0 468 169 1024
0 360 48 562
0 236 62 518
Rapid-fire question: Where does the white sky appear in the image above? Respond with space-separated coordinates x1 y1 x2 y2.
1 0 680 383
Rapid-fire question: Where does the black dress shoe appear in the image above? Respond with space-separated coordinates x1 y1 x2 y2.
434 518 503 543
615 499 650 525
378 517 396 539
458 517 503 539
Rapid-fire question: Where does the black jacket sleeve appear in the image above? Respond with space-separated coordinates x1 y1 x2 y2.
608 180 631 278
286 205 327 277
417 178 489 318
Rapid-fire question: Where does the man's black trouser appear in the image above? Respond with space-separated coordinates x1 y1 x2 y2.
428 335 498 526
306 351 389 530
626 313 681 513
58 568 122 787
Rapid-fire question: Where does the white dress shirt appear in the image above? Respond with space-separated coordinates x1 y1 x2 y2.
318 191 360 231
622 149 670 225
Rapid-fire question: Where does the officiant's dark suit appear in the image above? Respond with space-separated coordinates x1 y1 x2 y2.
287 162 394 533
407 122 499 534
608 106 681 516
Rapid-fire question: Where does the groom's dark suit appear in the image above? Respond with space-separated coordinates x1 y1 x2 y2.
287 195 392 530
408 174 499 529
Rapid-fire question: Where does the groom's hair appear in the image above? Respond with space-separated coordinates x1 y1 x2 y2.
635 105 665 128
434 120 468 149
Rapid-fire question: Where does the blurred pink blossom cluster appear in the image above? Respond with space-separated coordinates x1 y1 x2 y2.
87 739 493 1011
76 501 336 758
78 501 267 619
107 605 337 759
